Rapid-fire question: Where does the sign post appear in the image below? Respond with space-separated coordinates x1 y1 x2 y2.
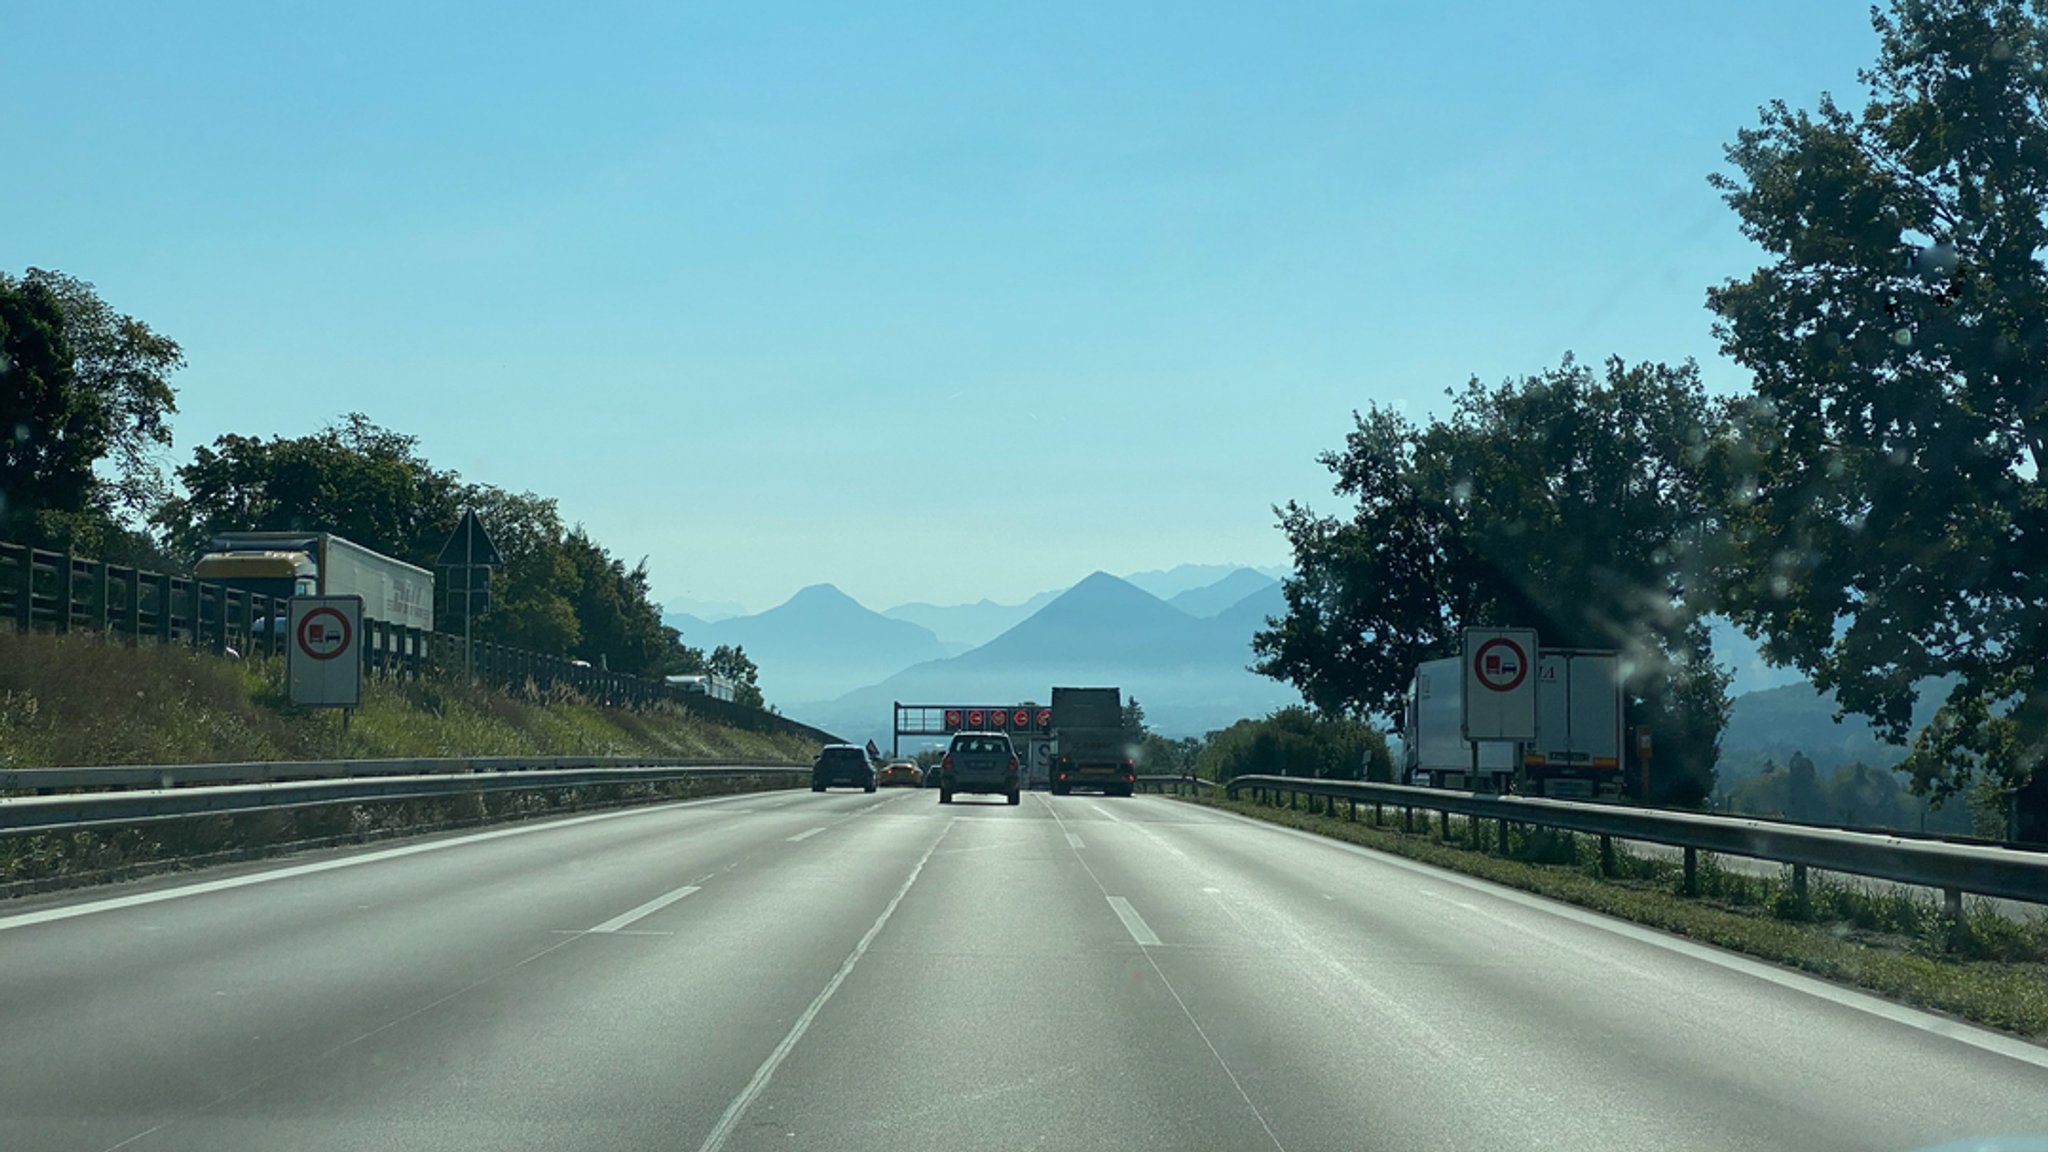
436 509 504 685
288 595 364 721
1462 627 1538 794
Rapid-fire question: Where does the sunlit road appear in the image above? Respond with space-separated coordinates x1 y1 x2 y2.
2 788 2043 1152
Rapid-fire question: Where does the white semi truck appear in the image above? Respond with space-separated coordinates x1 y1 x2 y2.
1401 649 1623 797
195 532 435 632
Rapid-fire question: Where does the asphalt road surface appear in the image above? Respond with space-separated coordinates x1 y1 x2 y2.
2 788 2043 1152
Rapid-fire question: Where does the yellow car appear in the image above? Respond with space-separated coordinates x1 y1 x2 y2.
876 761 923 788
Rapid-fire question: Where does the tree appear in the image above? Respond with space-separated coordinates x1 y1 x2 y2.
1706 0 2048 839
13 269 183 523
1254 356 1732 805
1122 697 1148 734
158 415 466 566
0 277 94 546
707 644 765 709
0 270 182 554
1196 708 1390 783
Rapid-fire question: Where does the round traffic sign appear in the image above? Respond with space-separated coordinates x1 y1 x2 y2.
1012 708 1030 728
1472 637 1529 692
990 709 1008 728
1036 709 1052 729
967 709 984 728
297 607 352 661
944 709 962 729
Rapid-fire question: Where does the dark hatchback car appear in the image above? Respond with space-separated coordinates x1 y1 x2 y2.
935 732 1020 806
812 744 876 792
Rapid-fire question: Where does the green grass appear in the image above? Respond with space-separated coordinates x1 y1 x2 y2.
0 629 820 767
0 630 822 890
1194 792 2048 1040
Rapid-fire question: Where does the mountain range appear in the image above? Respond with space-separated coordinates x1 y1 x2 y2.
799 572 1297 743
664 566 1297 742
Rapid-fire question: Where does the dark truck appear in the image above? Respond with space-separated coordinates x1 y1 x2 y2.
1049 686 1137 796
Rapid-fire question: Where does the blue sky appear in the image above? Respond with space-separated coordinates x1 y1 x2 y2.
4 1 1877 613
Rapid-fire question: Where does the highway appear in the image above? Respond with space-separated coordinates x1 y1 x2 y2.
2 789 2043 1152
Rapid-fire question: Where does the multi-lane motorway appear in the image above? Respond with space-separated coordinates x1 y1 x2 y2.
2 788 2043 1152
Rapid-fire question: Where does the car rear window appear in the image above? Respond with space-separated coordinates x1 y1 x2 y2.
819 748 865 764
951 736 1011 754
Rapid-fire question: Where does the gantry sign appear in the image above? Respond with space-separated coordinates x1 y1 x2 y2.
891 701 1053 757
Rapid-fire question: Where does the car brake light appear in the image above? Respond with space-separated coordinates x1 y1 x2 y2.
1008 757 1019 771
942 755 953 770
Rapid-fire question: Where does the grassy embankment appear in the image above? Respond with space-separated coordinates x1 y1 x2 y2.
0 631 821 891
1192 791 2048 1041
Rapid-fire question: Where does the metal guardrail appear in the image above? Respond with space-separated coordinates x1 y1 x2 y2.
0 755 806 793
0 758 810 838
1133 774 1217 795
1221 775 2048 908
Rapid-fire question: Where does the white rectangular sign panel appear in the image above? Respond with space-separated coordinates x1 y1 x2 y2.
288 595 364 708
1461 627 1538 742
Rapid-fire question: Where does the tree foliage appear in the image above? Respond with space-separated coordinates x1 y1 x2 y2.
159 416 718 683
0 269 182 554
1196 707 1390 784
1254 357 1732 805
1706 0 2048 832
707 645 765 709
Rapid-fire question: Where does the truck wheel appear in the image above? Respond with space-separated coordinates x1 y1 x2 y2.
812 783 825 793
1006 789 1020 805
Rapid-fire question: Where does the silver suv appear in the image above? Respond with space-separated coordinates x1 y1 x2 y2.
937 732 1020 806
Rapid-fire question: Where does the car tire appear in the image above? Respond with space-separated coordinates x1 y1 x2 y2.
1006 789 1020 806
812 783 825 792
865 781 877 793
939 789 953 804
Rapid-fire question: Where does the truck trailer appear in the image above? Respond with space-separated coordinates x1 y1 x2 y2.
195 532 435 632
1050 686 1138 796
1400 650 1624 797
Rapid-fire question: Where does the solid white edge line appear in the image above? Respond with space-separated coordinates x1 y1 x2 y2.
0 789 770 934
694 818 952 1152
1191 800 2048 1070
785 827 825 843
1107 895 1162 946
590 885 701 934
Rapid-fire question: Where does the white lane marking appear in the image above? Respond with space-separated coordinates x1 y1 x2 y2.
590 884 701 934
1041 800 1289 1152
1089 800 1129 824
1066 832 1085 850
785 827 825 843
694 819 954 1152
1194 804 2048 1072
0 790 768 935
554 929 673 937
1107 896 1162 947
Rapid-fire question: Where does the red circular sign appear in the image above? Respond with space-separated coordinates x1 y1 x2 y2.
296 607 352 661
1036 709 1052 729
1013 708 1030 728
944 709 962 729
990 709 1008 727
1473 637 1529 692
967 709 984 728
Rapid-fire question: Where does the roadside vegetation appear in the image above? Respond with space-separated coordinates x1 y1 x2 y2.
1247 0 2048 838
0 629 819 894
1195 792 2048 1040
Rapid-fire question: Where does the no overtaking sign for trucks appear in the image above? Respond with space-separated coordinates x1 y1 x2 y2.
289 595 364 708
1462 627 1537 741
